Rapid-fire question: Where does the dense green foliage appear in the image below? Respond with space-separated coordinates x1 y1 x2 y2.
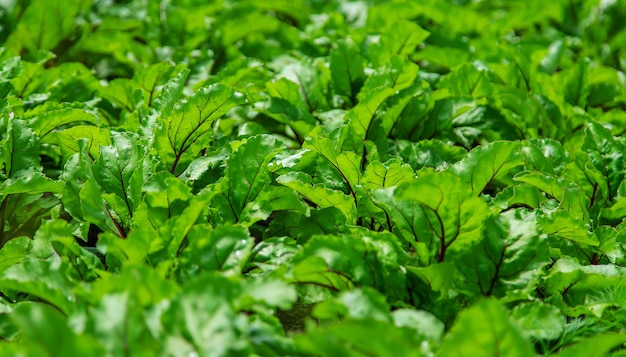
2 0 626 355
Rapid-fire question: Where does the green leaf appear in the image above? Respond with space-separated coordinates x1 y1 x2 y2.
537 211 598 246
581 120 625 201
357 159 415 230
405 262 457 300
438 299 535 357
376 84 427 140
154 67 191 118
313 288 392 323
176 224 254 279
140 174 194 228
289 232 407 300
0 171 62 195
154 83 246 175
392 309 445 343
304 135 362 198
0 257 75 315
330 38 365 104
399 97 495 147
438 62 496 98
537 39 565 74
492 184 547 211
62 142 121 236
0 236 31 272
265 77 309 109
520 138 569 175
99 78 141 114
380 171 489 263
261 77 319 141
277 171 355 225
11 303 106 355
248 236 299 274
362 160 414 190
0 191 59 246
514 171 591 221
396 139 467 171
257 97 317 141
219 10 281 46
80 178 124 236
358 56 419 100
412 45 471 70
557 58 590 108
67 161 127 239
451 141 523 196
148 189 213 268
595 226 625 263
388 89 435 141
3 118 39 178
8 59 45 101
371 20 429 66
453 210 550 298
93 131 145 219
250 0 309 26
346 86 396 144
239 276 297 311
552 333 626 357
81 292 160 356
134 61 185 108
543 258 626 316
219 135 282 223
18 62 99 103
4 0 89 57
510 301 565 340
295 319 426 357
602 197 626 222
587 65 623 107
162 274 249 356
89 265 178 305
45 125 112 160
100 62 186 121
366 1 421 30
41 219 104 280
372 185 427 254
267 208 350 244
26 105 99 140
492 90 566 140
491 46 534 92
273 57 331 112
97 220 150 267
515 171 576 200
0 56 21 97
